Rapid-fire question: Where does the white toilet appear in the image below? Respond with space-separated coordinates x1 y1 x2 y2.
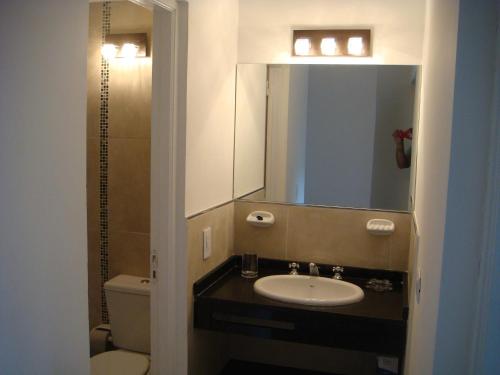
91 275 151 375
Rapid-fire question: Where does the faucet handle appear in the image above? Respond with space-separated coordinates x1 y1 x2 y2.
332 265 344 273
289 262 300 275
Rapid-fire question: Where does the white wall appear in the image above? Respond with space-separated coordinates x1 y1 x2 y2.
406 0 498 374
185 0 239 216
404 0 459 372
479 6 500 373
304 66 377 207
238 0 425 65
433 0 497 373
0 1 90 374
186 0 427 215
285 65 309 203
233 64 267 198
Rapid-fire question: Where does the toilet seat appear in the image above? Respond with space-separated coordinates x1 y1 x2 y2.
91 349 150 375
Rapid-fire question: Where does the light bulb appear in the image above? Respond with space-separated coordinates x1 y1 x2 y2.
320 38 337 56
121 43 139 58
101 43 118 59
294 38 311 56
347 37 364 56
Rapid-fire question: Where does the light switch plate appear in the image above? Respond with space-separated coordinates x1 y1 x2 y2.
202 227 212 260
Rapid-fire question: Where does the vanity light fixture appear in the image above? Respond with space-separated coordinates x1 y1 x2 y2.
121 43 140 58
292 29 371 57
320 37 338 56
294 38 312 56
101 33 149 60
101 43 118 59
347 37 364 56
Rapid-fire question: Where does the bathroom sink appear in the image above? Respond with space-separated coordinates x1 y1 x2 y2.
253 275 364 306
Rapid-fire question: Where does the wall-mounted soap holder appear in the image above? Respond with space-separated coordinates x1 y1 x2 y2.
246 211 275 227
366 219 395 236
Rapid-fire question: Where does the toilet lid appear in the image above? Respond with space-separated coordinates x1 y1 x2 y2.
91 350 150 375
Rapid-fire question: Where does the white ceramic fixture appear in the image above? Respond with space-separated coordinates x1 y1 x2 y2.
90 275 151 375
366 219 395 236
254 275 364 306
246 211 275 227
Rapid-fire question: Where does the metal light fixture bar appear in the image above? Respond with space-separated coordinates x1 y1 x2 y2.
103 33 149 58
292 29 371 57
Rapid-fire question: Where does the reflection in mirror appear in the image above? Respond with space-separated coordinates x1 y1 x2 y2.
233 64 420 212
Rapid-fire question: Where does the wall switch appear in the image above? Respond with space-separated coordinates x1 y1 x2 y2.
202 227 212 260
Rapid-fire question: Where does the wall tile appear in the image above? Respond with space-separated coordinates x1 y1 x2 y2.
187 203 234 285
234 202 411 271
87 3 102 139
88 229 102 330
108 138 150 233
87 138 99 233
108 231 150 278
234 201 288 259
109 60 152 139
287 206 389 269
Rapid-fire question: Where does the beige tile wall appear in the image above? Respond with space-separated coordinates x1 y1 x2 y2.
87 2 152 330
187 202 234 375
234 201 411 271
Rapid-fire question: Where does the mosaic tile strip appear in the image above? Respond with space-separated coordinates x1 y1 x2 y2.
99 1 111 324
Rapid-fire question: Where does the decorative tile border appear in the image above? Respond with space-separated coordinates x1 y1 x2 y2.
99 1 111 324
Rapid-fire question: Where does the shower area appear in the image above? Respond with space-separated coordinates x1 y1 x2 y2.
86 1 152 332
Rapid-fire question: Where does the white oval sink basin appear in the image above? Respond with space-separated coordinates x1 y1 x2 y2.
254 275 364 306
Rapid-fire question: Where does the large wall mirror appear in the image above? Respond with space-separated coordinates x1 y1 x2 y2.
233 64 420 212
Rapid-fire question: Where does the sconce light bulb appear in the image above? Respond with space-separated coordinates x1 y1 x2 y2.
121 43 139 58
101 43 118 59
320 37 337 56
347 37 364 56
294 38 311 56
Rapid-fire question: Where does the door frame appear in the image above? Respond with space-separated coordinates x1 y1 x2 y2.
148 1 188 374
89 0 188 373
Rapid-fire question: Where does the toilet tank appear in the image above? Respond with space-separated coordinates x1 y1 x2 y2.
104 275 150 353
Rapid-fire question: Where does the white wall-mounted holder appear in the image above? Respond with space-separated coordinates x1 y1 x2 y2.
366 219 395 236
246 211 275 227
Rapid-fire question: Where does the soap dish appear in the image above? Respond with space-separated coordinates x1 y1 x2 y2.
246 211 275 227
366 219 395 236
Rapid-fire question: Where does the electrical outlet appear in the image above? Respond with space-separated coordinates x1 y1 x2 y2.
202 227 212 260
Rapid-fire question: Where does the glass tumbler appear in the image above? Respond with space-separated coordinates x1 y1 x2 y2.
241 253 258 278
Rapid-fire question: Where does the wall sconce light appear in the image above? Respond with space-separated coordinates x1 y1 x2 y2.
292 29 371 57
101 33 149 60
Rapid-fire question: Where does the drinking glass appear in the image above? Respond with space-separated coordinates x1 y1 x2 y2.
241 253 258 278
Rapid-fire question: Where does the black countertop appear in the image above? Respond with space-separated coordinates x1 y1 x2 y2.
198 268 406 322
194 256 408 358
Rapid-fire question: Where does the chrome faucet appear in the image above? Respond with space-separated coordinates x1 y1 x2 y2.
332 266 344 280
288 262 300 275
309 263 320 276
